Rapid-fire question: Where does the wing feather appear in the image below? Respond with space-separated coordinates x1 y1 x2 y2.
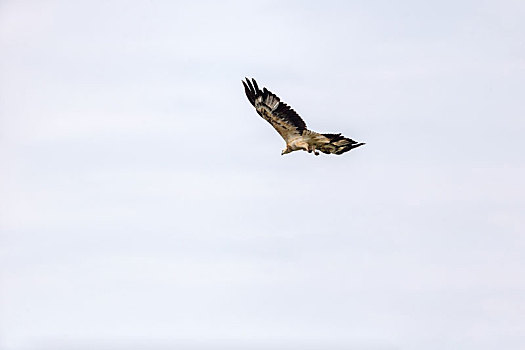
242 78 306 142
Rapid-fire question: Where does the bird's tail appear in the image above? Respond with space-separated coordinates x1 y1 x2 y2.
320 133 365 155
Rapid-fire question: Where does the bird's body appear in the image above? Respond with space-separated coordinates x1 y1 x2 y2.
242 78 365 156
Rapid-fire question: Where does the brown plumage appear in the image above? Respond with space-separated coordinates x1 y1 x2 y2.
242 78 365 156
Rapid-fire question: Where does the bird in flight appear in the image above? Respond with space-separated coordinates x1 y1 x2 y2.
242 78 365 156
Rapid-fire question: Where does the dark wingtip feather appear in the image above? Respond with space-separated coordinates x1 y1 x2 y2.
242 79 255 106
245 78 254 92
251 78 260 93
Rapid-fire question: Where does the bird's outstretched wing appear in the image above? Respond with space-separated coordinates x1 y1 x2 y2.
242 78 306 142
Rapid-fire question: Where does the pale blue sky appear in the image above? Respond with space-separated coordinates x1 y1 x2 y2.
1 1 524 349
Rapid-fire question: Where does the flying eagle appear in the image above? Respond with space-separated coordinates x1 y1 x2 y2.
242 78 365 156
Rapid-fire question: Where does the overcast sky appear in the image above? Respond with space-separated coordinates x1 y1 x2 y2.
1 1 524 349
